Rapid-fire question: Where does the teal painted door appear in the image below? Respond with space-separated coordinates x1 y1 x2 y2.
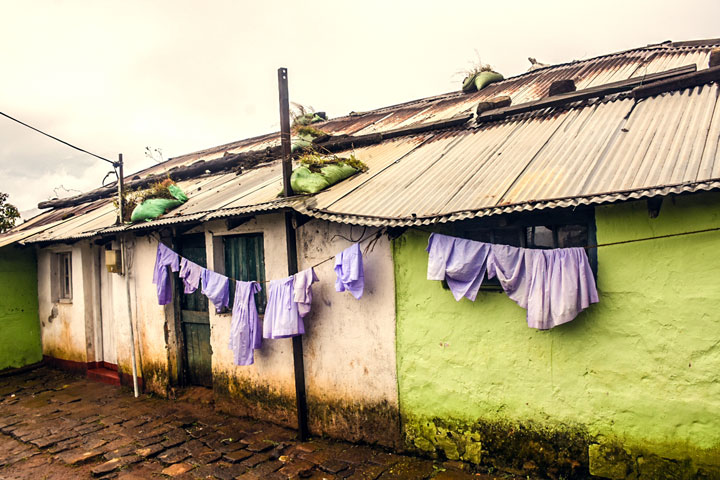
178 234 212 387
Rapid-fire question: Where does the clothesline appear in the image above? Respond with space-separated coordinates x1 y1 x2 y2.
427 232 598 330
251 227 383 284
154 236 368 366
411 225 720 250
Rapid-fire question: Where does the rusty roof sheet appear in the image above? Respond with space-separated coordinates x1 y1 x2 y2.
114 41 718 178
300 82 720 226
8 40 720 244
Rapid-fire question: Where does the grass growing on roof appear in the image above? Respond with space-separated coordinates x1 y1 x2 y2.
114 177 177 222
298 153 368 173
294 126 327 138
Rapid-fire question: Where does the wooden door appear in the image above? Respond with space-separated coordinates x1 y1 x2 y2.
177 234 212 387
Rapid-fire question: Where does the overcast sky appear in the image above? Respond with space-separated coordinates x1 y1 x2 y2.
1 0 718 216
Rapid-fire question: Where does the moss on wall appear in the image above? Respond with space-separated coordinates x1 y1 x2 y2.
0 245 42 371
393 193 720 478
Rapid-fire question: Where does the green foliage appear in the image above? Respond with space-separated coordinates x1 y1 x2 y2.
298 153 368 173
0 192 20 233
294 126 327 138
115 177 179 223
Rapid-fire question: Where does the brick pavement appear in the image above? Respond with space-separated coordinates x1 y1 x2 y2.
0 368 532 479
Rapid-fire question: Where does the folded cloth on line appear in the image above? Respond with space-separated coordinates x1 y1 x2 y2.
179 257 205 294
264 276 305 339
426 233 491 302
152 243 180 305
229 280 262 366
334 243 364 299
487 244 598 330
293 267 319 318
201 269 230 313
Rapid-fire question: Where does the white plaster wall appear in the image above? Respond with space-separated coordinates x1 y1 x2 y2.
108 235 169 380
37 242 92 363
205 214 296 396
297 220 398 407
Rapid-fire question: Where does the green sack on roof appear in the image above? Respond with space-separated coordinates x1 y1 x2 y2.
474 71 504 90
290 163 359 194
130 184 188 223
462 70 504 93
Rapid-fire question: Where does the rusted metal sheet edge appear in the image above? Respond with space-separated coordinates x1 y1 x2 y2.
20 199 298 244
296 179 720 227
18 180 720 244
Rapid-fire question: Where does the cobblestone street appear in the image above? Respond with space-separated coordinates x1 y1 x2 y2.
0 368 527 480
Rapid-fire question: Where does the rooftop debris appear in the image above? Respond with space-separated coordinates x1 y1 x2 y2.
460 61 503 93
291 125 330 153
291 103 327 128
115 178 188 223
527 57 549 72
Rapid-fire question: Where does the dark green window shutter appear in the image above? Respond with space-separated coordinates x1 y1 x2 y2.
224 234 267 313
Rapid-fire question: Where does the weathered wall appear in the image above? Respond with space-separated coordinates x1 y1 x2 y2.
110 235 170 393
297 220 400 447
393 193 720 478
205 215 297 425
37 237 170 392
206 216 400 446
0 245 42 371
38 242 93 365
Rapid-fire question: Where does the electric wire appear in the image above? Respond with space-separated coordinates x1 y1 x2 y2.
0 110 117 166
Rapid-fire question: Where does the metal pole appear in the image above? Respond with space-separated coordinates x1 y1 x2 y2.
278 68 294 197
116 153 124 225
278 67 309 441
122 236 140 398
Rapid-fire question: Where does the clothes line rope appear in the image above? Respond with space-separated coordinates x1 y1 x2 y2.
411 225 720 250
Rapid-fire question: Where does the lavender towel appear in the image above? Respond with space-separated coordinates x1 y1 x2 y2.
426 233 491 302
293 267 319 318
487 245 599 330
152 243 180 305
201 269 230 313
334 243 364 299
263 276 304 339
179 257 205 294
229 281 262 366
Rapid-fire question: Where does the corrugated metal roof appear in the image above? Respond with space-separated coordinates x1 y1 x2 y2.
8 40 720 244
300 83 720 226
113 42 718 177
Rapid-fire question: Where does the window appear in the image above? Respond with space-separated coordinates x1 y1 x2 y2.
53 252 72 301
224 234 266 313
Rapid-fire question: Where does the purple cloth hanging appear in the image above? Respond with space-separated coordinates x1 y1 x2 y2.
263 276 305 339
293 267 319 318
152 243 180 305
334 243 364 299
426 233 491 302
201 269 230 313
229 281 262 366
179 257 205 294
487 245 599 330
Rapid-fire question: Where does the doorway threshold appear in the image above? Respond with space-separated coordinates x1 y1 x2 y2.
87 363 120 386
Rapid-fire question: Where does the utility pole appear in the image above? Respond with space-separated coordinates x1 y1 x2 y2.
278 67 309 441
116 153 124 225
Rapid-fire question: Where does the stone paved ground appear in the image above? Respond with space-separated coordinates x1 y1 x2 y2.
0 368 535 480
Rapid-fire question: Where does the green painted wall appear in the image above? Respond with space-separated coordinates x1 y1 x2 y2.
394 193 720 477
0 245 42 371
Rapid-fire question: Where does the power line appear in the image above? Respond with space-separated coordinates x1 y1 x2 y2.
0 110 117 166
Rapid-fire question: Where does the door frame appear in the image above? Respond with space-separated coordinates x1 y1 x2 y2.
171 233 212 388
